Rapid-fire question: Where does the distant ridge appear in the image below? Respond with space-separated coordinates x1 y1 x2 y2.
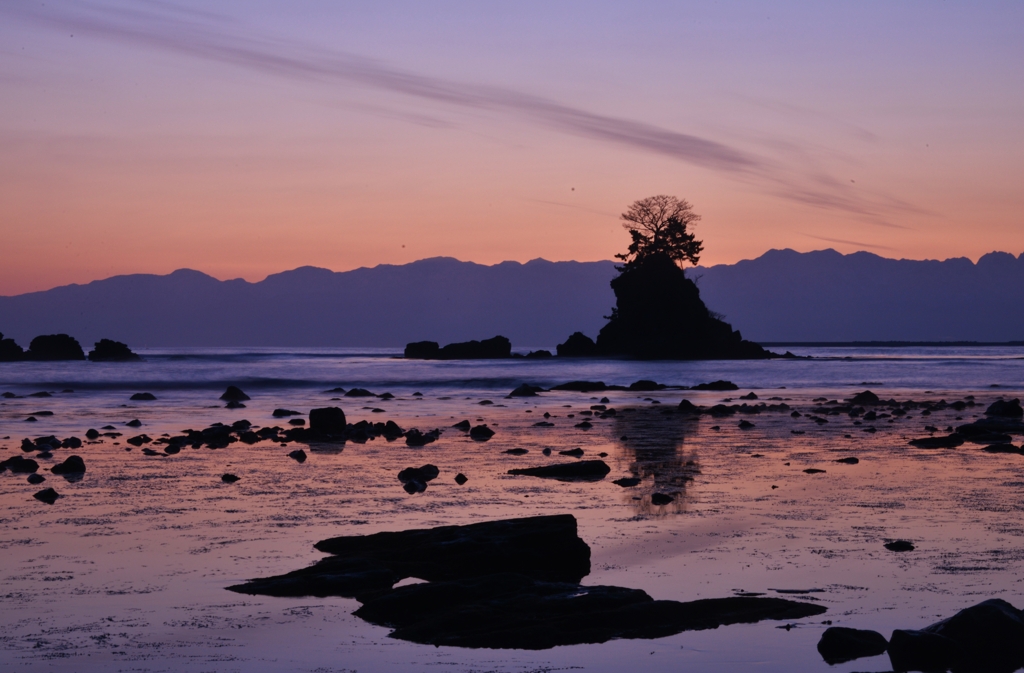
1 249 1022 347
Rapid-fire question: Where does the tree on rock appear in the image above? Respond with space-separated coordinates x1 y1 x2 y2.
596 196 770 360
617 195 703 268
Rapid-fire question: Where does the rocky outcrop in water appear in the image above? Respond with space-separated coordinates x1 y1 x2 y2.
0 332 24 361
556 332 597 357
405 336 512 360
88 339 141 361
25 334 86 361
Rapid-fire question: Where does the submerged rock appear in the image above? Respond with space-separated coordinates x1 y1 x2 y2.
691 380 739 391
130 392 157 401
507 460 610 482
508 383 545 397
817 627 888 664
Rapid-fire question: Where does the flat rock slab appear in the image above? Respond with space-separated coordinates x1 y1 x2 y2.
354 573 826 649
228 514 591 599
507 460 611 481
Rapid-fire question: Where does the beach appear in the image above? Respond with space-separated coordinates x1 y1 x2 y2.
2 346 1023 672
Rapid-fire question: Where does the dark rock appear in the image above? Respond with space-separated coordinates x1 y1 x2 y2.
273 408 301 417
677 399 701 414
888 629 964 673
344 388 375 397
141 448 162 456
288 449 307 462
958 417 1024 436
33 487 61 504
225 400 246 408
238 431 259 444
454 472 468 485
740 392 758 400
559 448 584 457
353 573 825 649
405 428 440 447
986 398 1024 418
885 540 915 552
288 418 305 426
130 392 157 401
452 420 471 431
504 448 529 455
613 477 641 487
508 460 610 481
25 334 85 361
738 420 755 429
509 383 544 397
88 339 141 362
0 333 24 361
440 335 511 360
525 349 552 358
230 514 593 598
550 380 615 392
835 456 860 464
61 436 81 449
126 434 152 447
982 443 1024 454
28 391 52 397
51 455 85 474
692 380 739 391
27 473 45 484
221 473 240 483
556 332 597 357
817 626 888 665
533 421 555 427
849 390 881 405
309 407 346 434
803 468 826 474
469 425 495 440
398 464 440 493
628 380 665 391
574 421 593 429
651 493 674 505
404 340 440 359
1 455 39 473
220 386 251 402
125 419 143 429
909 434 965 449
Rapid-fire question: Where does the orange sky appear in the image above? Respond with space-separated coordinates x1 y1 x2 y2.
1 2 1022 295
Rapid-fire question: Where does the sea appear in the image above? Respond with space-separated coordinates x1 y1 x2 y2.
1 345 1022 672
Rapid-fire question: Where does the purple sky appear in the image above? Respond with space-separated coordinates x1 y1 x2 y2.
1 1 1022 294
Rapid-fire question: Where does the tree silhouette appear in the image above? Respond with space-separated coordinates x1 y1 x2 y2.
616 195 703 268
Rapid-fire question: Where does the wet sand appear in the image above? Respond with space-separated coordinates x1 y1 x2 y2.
2 383 1024 671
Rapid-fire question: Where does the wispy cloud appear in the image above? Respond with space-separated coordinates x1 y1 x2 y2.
802 233 895 251
4 1 922 223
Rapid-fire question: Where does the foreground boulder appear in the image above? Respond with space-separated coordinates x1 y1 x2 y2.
508 460 611 481
817 627 888 664
354 573 825 649
227 515 824 649
25 334 85 361
229 514 592 598
88 339 141 361
888 599 1024 673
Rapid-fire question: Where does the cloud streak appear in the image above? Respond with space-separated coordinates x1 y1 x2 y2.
4 1 922 222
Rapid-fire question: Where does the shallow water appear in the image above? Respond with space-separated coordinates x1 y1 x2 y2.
1 347 1023 672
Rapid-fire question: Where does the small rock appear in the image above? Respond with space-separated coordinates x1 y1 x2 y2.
612 477 641 487
33 487 61 504
454 473 468 485
27 473 45 484
504 448 529 455
817 627 888 665
85 428 100 440
835 456 859 464
221 473 240 483
344 388 375 397
220 386 251 402
452 420 471 431
803 468 826 474
126 419 142 427
130 392 157 401
651 493 675 505
509 384 545 397
885 540 915 552
469 425 495 440
288 449 307 463
738 420 755 429
559 448 584 457
51 455 86 474
273 408 301 417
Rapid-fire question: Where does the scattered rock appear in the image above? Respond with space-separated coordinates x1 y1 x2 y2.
27 473 45 484
452 420 471 431
344 388 375 397
738 420 755 429
651 493 674 505
125 419 142 428
126 434 152 447
613 477 641 487
51 455 86 474
88 339 141 361
398 464 440 493
740 392 758 400
1 455 39 473
986 398 1023 418
508 460 610 482
982 443 1024 454
551 381 615 392
0 332 24 361
273 408 301 417
803 468 826 474
628 380 665 391
33 487 61 504
221 473 240 483
504 448 529 455
288 449 307 462
677 399 701 414
817 626 888 665
220 386 251 402
454 473 468 485
909 434 964 449
525 350 552 358
835 456 859 464
288 418 306 426
849 390 881 405
469 425 495 440
405 428 440 447
558 448 584 457
309 407 347 434
885 540 915 552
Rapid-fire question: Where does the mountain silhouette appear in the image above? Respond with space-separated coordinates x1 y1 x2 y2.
0 250 1021 348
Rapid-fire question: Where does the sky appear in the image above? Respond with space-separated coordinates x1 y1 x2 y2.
1 1 1022 295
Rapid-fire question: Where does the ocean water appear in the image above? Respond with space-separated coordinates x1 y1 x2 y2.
1 346 1022 672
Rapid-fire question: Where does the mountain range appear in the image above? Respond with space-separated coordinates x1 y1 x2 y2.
0 249 1021 347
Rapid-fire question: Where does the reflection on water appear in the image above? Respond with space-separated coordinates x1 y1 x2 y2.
613 406 701 515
